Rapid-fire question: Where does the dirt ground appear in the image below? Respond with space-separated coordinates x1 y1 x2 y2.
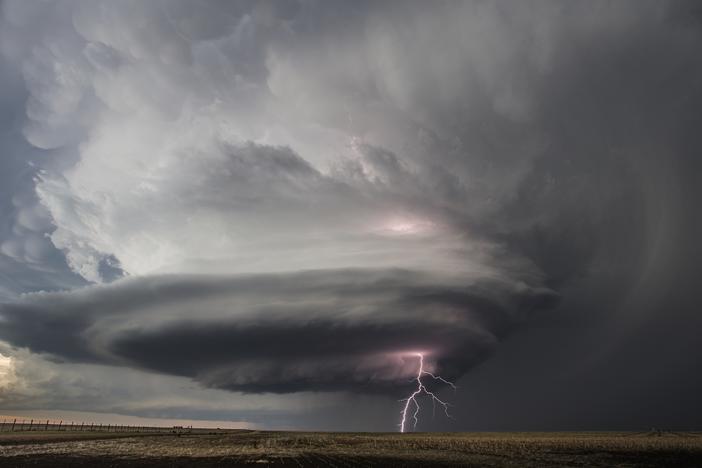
0 430 701 467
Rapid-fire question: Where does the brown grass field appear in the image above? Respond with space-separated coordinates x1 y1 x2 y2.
1 429 701 467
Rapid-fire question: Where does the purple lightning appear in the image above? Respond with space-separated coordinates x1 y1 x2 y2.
399 352 456 433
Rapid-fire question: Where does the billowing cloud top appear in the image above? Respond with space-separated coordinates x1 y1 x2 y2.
0 0 700 429
0 0 561 395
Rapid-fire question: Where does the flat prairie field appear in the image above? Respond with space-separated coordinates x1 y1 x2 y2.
1 430 701 467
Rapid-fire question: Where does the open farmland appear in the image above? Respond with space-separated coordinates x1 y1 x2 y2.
0 430 701 467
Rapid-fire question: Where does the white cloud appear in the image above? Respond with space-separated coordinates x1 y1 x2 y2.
3 0 563 285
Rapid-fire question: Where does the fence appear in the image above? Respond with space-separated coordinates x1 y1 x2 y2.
0 418 191 433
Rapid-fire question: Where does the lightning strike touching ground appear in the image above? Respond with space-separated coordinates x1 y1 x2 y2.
399 353 456 433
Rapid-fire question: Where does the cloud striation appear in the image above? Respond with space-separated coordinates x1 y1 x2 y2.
0 0 700 430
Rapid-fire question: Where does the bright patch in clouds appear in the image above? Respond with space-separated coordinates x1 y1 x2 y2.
0 354 14 388
383 218 438 235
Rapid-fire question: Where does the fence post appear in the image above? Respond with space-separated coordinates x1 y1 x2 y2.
11 419 16 431
29 419 33 431
45 420 49 431
58 420 62 431
80 422 84 431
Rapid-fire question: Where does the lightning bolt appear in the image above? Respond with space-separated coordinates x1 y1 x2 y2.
399 352 456 433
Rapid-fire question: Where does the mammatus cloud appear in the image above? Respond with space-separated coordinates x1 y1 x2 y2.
0 0 701 430
0 0 560 398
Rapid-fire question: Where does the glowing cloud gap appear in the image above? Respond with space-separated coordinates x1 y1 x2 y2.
399 353 456 433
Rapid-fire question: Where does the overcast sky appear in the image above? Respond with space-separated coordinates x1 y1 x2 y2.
0 0 700 432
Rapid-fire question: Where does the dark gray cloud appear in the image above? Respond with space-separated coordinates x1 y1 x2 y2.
0 0 700 431
0 270 556 393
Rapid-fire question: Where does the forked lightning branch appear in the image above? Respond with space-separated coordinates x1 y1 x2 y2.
399 353 456 433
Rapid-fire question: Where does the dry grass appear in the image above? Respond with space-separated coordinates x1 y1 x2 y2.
0 430 700 466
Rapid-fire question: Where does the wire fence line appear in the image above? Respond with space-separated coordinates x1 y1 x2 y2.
0 418 192 433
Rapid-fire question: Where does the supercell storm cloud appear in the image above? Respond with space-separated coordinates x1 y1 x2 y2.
0 271 555 394
0 0 701 431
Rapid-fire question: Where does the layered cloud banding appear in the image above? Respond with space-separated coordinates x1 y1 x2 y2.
0 0 563 397
0 0 701 430
0 271 556 393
